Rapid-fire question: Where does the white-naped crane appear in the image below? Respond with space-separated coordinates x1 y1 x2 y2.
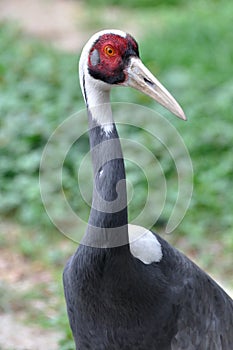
63 30 233 350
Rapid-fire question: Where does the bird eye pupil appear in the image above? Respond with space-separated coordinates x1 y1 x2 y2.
105 46 115 56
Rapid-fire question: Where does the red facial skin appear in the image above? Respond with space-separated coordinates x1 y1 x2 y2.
88 34 139 84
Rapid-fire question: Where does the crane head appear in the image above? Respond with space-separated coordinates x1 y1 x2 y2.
79 30 186 120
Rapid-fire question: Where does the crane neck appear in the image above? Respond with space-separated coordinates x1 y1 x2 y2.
81 76 129 248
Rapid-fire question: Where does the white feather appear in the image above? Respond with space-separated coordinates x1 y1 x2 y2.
102 123 114 135
128 224 163 264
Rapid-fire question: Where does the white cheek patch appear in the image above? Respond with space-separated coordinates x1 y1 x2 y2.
128 224 163 264
90 49 100 66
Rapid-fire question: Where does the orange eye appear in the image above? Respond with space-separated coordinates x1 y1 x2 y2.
104 45 115 57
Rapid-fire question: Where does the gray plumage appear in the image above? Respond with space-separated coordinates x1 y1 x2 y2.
64 233 233 349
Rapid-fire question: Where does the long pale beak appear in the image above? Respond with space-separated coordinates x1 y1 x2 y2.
124 57 186 120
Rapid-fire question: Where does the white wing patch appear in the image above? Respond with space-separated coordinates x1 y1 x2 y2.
128 224 163 264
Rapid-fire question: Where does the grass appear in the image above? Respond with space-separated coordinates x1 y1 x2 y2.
0 0 233 347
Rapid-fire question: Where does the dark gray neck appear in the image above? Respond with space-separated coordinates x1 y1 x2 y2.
82 110 129 248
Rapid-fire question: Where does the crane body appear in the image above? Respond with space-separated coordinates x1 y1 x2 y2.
63 30 233 350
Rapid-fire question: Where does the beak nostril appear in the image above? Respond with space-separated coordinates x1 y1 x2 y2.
127 57 186 119
144 77 155 88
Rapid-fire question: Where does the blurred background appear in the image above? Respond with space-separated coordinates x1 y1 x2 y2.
0 0 232 349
